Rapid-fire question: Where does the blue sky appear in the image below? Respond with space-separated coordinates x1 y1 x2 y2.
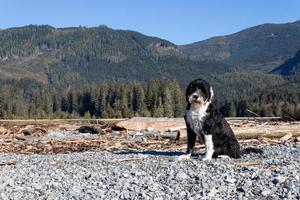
1 0 300 44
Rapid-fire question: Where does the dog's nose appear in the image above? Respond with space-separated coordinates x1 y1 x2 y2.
193 94 199 99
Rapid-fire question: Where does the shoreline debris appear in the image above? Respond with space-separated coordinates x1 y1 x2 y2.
0 117 299 154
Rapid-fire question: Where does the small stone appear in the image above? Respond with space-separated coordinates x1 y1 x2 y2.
295 174 300 181
287 191 293 200
121 190 130 199
242 166 258 171
176 171 189 180
207 188 218 197
265 169 272 176
238 180 252 192
225 178 236 184
261 190 271 196
71 185 82 196
6 178 14 187
179 191 186 197
238 193 243 199
272 176 286 184
243 180 252 190
218 185 227 192
251 173 260 180
46 192 57 200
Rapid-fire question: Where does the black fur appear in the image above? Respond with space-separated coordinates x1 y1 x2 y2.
185 78 261 159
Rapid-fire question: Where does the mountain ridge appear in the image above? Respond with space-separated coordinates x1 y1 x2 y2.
0 22 298 94
179 20 300 72
0 24 234 86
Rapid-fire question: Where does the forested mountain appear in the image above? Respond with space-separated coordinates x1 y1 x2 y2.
0 23 300 119
180 20 300 72
0 25 289 92
0 25 232 86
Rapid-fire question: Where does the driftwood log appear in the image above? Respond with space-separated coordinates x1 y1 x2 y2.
115 117 300 139
233 125 300 139
114 117 185 131
76 126 101 134
143 131 180 141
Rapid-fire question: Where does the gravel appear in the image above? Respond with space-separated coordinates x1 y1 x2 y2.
0 143 299 200
34 131 102 142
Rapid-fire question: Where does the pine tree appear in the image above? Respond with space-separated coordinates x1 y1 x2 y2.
260 105 274 117
66 89 73 114
0 89 4 119
43 93 53 116
163 87 174 117
153 97 164 117
89 85 98 117
119 87 134 117
132 83 149 116
84 111 92 119
173 83 185 117
98 84 108 118
228 101 237 117
106 104 115 118
237 100 248 117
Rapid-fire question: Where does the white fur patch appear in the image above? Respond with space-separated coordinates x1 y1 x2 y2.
210 87 214 101
202 134 214 161
185 105 208 135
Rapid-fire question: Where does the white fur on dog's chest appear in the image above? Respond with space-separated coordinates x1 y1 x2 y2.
185 106 208 134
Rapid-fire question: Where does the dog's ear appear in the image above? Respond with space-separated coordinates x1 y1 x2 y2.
207 86 214 103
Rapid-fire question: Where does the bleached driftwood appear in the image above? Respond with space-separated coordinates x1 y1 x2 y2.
233 125 300 139
114 117 185 131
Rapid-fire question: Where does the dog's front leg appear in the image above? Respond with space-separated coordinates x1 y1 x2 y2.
202 134 214 161
187 128 196 154
178 128 196 161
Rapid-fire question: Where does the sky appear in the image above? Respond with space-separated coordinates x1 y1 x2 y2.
1 0 300 45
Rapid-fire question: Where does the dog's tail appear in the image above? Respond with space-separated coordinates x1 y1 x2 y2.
241 147 263 155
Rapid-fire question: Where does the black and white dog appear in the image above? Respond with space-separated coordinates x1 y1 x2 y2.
183 78 243 161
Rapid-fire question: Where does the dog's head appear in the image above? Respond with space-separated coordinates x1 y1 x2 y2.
186 78 214 107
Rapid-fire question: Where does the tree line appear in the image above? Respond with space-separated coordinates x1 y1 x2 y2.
0 79 185 119
0 79 300 119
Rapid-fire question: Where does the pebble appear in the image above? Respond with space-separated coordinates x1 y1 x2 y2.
207 188 218 197
238 180 253 193
176 171 189 180
225 178 236 184
272 176 286 184
261 190 271 196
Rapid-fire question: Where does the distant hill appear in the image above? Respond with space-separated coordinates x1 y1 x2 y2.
270 50 300 78
0 25 231 86
180 20 300 72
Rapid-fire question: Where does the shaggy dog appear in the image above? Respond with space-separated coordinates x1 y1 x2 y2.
183 78 261 161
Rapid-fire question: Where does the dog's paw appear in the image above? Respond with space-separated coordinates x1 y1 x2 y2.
177 154 191 161
202 156 212 161
218 155 230 159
